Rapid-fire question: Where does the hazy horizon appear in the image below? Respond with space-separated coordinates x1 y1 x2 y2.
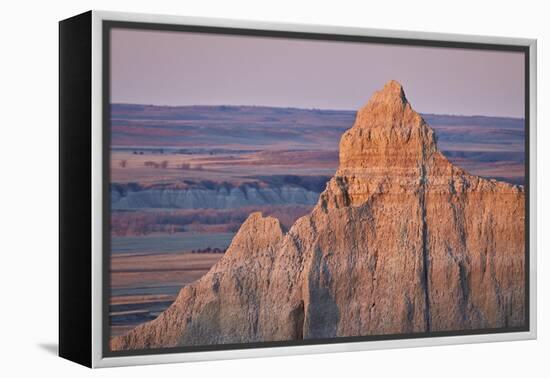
110 102 526 120
111 28 525 118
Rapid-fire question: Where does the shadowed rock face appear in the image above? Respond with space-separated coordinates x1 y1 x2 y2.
111 81 525 351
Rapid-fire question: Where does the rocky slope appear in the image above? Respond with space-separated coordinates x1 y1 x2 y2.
111 81 525 350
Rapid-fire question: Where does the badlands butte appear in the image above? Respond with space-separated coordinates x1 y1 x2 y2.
111 80 525 350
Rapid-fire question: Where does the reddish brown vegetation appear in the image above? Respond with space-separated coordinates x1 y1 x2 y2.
144 160 169 169
111 205 313 236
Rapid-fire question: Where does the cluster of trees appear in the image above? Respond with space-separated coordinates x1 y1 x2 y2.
177 163 203 170
137 161 203 170
144 160 169 169
190 247 226 254
132 149 164 155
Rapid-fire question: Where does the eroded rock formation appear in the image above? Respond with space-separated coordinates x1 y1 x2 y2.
111 80 525 350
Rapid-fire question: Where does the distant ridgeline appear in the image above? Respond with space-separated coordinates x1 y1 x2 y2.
111 176 329 210
109 176 327 236
111 104 525 186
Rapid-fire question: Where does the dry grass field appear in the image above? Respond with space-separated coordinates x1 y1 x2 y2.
110 252 223 336
110 149 338 185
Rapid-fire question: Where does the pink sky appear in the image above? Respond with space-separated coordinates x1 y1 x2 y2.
110 28 525 118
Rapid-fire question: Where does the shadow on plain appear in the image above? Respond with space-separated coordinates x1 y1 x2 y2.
38 343 58 356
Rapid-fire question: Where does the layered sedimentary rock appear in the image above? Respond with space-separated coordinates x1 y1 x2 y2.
111 81 525 350
111 183 321 210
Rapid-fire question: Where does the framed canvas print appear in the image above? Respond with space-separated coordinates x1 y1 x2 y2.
59 10 537 368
